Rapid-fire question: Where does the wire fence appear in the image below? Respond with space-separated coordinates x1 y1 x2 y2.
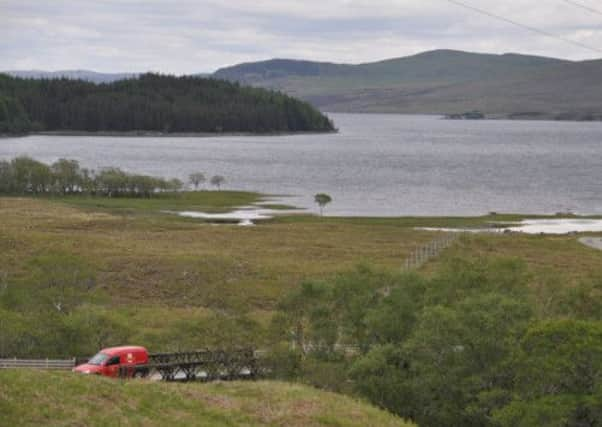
403 233 460 271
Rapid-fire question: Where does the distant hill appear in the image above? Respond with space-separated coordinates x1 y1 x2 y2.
214 50 602 120
0 371 414 427
0 73 334 134
3 70 138 83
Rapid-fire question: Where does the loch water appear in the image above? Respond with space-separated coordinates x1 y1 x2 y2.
1 114 601 216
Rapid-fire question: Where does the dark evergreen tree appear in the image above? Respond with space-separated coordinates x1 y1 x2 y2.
0 73 334 134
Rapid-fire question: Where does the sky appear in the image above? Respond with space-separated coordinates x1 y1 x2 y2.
1 0 602 74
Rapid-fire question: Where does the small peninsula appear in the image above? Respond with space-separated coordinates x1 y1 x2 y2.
0 73 334 135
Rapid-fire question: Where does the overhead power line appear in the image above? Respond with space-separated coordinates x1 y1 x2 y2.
562 0 602 17
443 0 602 54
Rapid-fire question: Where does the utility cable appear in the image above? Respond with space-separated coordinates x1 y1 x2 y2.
562 0 602 17
443 0 602 54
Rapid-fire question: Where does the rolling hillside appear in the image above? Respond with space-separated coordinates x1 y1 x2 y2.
0 370 413 427
9 50 601 119
214 50 602 119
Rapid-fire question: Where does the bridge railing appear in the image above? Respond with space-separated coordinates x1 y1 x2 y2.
119 348 260 381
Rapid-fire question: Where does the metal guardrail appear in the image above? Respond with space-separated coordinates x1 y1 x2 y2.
0 358 76 370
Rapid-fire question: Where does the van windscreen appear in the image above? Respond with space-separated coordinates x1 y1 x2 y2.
88 352 109 366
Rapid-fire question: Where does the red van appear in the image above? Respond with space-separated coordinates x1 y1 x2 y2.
73 346 149 377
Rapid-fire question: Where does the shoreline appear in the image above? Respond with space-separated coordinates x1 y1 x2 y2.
0 129 338 139
444 111 602 122
324 111 602 123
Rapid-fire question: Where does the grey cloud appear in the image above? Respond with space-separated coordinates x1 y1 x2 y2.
1 0 601 74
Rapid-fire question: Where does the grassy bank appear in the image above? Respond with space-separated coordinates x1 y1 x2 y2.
44 190 264 214
0 370 412 427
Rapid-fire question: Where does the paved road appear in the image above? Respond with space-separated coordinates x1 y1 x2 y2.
579 237 602 251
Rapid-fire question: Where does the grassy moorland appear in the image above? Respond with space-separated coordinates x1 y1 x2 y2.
1 195 601 333
0 194 438 354
0 370 413 427
0 196 440 308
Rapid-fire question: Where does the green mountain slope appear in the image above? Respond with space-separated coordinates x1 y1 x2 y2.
214 50 602 119
0 371 413 427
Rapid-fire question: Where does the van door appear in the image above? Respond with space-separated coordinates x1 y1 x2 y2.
135 351 148 365
105 355 121 377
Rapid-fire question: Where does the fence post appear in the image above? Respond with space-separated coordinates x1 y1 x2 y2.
402 233 459 271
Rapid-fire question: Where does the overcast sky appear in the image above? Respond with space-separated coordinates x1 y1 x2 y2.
2 0 602 74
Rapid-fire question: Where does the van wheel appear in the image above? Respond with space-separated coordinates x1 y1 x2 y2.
133 371 145 379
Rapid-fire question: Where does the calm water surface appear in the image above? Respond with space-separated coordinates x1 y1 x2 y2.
1 114 601 216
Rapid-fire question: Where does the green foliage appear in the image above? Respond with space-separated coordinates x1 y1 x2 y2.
275 281 332 355
51 158 81 194
348 345 412 414
0 73 334 134
0 156 184 197
274 258 602 427
493 395 586 427
314 193 332 216
363 273 426 346
492 320 602 426
0 94 31 133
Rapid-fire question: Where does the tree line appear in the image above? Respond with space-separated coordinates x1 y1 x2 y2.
0 156 231 197
0 73 335 134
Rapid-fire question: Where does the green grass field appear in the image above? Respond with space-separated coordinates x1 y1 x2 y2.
0 370 413 427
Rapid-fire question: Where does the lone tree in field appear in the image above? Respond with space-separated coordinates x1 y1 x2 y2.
189 172 206 190
210 175 225 190
314 193 332 216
